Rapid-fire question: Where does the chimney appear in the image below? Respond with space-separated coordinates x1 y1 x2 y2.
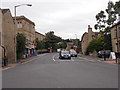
88 25 91 29
88 25 92 33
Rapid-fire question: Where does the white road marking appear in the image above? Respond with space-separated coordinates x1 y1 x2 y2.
53 54 87 62
71 58 75 61
53 54 57 61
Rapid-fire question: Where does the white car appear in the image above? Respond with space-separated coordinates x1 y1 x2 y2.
59 50 71 59
70 50 77 57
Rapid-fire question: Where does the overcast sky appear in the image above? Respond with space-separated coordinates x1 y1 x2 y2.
1 0 118 40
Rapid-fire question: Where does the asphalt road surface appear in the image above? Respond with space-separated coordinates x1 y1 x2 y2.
2 53 118 88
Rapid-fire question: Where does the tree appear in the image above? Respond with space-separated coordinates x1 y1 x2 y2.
86 33 112 55
103 33 112 50
44 31 62 50
16 33 26 60
114 0 120 21
56 40 67 49
86 34 104 54
35 39 45 50
94 10 106 32
106 1 117 26
93 1 119 54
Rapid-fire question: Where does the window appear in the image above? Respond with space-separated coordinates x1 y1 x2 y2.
17 22 22 28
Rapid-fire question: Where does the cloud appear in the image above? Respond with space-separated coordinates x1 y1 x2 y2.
1 0 119 39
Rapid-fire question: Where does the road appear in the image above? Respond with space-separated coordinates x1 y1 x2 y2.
2 53 118 88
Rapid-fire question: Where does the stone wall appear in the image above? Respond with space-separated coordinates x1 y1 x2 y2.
2 9 16 63
111 22 120 53
81 33 88 54
0 9 2 64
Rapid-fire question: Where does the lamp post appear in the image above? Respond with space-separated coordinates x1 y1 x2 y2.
14 4 32 62
75 34 78 46
14 4 32 24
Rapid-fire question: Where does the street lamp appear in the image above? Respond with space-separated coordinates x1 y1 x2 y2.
14 4 32 62
75 34 78 46
14 4 32 22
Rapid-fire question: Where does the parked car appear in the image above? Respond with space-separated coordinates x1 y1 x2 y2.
70 50 77 57
97 50 111 58
59 50 71 59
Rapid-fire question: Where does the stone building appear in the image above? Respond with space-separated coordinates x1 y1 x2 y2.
66 42 74 51
81 25 99 55
35 31 45 41
111 21 120 53
13 16 35 43
13 16 36 58
0 8 2 64
81 32 88 55
1 9 16 63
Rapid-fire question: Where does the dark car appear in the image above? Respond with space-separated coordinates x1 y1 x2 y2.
97 50 111 58
70 50 77 57
59 50 71 59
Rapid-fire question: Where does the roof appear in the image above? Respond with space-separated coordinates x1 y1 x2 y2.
111 21 120 29
2 9 9 14
13 16 35 26
35 31 45 37
81 32 88 42
1 9 15 24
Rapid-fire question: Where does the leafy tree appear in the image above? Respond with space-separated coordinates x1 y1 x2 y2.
114 0 120 21
86 33 112 55
35 39 45 50
94 10 106 32
93 0 119 54
86 34 104 54
103 33 112 50
16 33 26 60
44 31 62 50
71 39 80 46
106 1 117 26
56 41 67 49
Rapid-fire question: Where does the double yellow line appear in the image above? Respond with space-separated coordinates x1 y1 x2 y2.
21 54 47 64
79 57 95 62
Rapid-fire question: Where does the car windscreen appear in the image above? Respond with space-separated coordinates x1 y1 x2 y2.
61 51 69 54
70 51 76 54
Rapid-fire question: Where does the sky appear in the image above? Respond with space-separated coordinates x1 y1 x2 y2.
1 0 118 40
